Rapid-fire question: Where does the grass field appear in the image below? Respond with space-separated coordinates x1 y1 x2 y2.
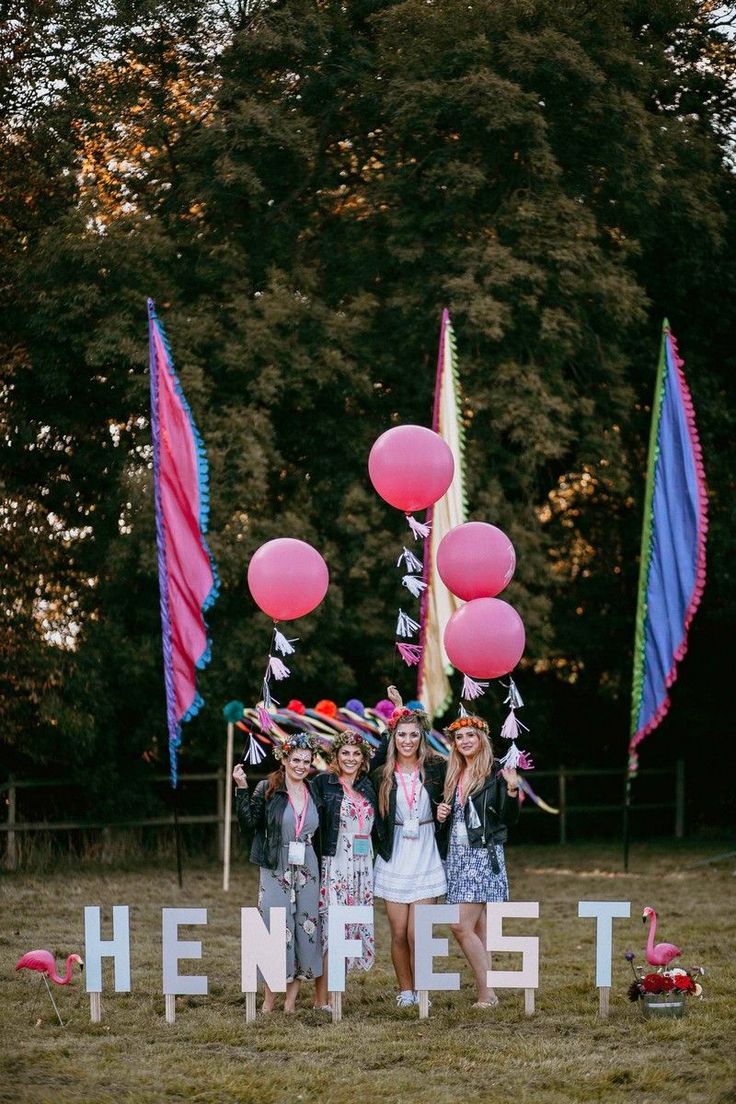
1 839 735 1104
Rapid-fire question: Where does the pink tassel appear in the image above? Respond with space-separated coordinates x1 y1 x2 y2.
396 642 423 667
257 706 273 732
517 750 535 770
462 675 488 700
500 709 529 742
498 742 534 772
406 515 431 540
268 655 290 680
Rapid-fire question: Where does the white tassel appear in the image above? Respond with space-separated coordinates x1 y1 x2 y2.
268 655 290 680
396 547 423 573
273 629 297 656
461 674 488 700
503 678 524 710
458 703 469 718
406 515 431 540
498 742 522 771
396 609 421 638
247 734 267 765
402 574 427 598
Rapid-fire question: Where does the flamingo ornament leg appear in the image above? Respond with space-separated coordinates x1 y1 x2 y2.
42 975 65 1027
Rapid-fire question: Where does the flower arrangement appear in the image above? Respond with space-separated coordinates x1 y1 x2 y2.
625 951 705 1005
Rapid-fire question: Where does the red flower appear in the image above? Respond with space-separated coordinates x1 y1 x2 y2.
672 973 696 992
642 973 675 993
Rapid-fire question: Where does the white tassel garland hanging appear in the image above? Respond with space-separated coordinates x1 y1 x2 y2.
268 655 290 681
396 547 423 573
273 629 297 656
461 674 489 700
396 609 421 638
406 515 431 540
401 574 427 598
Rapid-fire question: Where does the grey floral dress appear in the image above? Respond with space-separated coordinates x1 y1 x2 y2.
445 789 509 905
319 791 375 972
258 796 322 982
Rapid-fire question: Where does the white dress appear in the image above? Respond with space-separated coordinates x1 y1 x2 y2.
373 774 447 903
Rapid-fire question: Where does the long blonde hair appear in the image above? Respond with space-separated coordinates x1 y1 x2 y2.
378 716 431 817
443 727 493 803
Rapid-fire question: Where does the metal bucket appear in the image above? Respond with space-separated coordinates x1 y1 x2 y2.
642 991 687 1018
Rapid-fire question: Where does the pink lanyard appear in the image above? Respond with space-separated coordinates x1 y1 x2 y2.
396 769 419 814
340 779 369 833
288 789 309 839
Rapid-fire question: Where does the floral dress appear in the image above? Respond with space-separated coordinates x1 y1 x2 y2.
258 796 322 982
445 789 509 905
319 790 375 972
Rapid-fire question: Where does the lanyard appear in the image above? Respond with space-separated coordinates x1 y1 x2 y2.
339 779 370 834
396 768 419 814
288 788 309 839
457 771 466 806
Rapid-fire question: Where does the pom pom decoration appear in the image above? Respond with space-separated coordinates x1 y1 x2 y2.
222 700 245 724
314 699 338 718
373 699 395 720
437 522 516 601
286 699 307 714
344 698 366 716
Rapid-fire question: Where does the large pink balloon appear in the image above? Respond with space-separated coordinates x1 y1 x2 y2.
247 538 329 621
444 597 525 679
437 522 516 601
368 425 454 513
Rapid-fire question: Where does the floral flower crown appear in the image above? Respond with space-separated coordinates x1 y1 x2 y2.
444 715 490 737
387 707 431 734
273 731 319 762
329 728 374 766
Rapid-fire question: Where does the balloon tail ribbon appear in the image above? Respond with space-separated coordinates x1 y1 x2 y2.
461 675 488 701
406 514 431 540
396 642 423 667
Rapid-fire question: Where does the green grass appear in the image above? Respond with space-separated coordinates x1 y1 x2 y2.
2 840 735 1104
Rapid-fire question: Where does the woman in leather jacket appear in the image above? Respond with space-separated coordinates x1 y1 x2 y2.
436 714 520 1008
233 732 322 1013
312 729 377 1011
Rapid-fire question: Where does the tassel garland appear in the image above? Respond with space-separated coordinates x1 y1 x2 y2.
396 609 421 638
461 674 489 700
396 547 423 573
273 629 297 656
500 709 529 742
268 655 290 680
396 642 423 667
406 515 431 540
401 574 427 598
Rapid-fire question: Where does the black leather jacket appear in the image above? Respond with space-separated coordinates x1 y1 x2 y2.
236 780 320 869
309 771 377 858
371 756 447 862
435 770 520 865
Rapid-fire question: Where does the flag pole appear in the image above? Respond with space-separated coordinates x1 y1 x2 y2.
624 321 669 871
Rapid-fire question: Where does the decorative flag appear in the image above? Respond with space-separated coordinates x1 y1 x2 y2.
628 322 707 777
417 310 468 718
148 299 220 785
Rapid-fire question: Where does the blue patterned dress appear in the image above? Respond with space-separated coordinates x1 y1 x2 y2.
445 789 509 905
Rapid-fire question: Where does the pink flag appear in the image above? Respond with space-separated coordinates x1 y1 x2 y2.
148 300 219 784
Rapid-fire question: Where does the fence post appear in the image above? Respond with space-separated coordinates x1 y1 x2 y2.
558 767 567 845
674 758 685 839
6 777 17 870
217 773 225 861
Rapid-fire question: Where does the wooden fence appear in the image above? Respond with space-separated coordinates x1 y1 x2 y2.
1 761 685 870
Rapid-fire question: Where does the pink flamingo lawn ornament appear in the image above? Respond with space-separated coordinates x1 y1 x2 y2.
642 907 681 969
15 950 83 1026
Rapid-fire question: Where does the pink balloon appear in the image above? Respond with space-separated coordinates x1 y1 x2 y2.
443 597 525 679
247 538 329 621
437 522 516 600
368 425 455 513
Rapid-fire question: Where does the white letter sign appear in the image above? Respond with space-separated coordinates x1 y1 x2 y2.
162 908 208 996
84 905 131 993
241 907 287 993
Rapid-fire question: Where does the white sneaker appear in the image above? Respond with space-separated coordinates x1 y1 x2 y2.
413 991 431 1007
396 990 415 1008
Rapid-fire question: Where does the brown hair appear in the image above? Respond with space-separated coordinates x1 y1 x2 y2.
265 746 314 798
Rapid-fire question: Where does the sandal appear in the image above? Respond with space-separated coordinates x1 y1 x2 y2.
472 997 499 1008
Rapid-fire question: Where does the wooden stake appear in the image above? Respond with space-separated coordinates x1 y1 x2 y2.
524 988 535 1016
331 992 342 1023
90 992 101 1023
245 992 257 1024
418 990 430 1019
223 723 235 892
165 994 176 1024
599 986 610 1018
